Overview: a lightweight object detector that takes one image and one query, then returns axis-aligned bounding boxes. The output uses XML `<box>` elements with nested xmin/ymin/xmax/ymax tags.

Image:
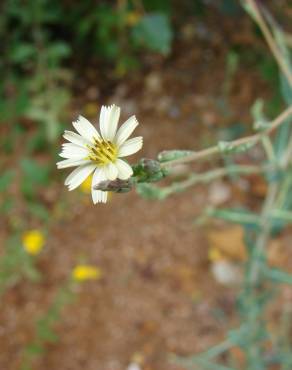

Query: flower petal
<box><xmin>99</xmin><ymin>106</ymin><xmax>110</xmax><ymax>138</ymax></box>
<box><xmin>118</xmin><ymin>136</ymin><xmax>143</xmax><ymax>157</ymax></box>
<box><xmin>115</xmin><ymin>159</ymin><xmax>133</xmax><ymax>180</ymax></box>
<box><xmin>72</xmin><ymin>115</ymin><xmax>100</xmax><ymax>143</ymax></box>
<box><xmin>63</xmin><ymin>130</ymin><xmax>91</xmax><ymax>147</ymax></box>
<box><xmin>114</xmin><ymin>115</ymin><xmax>139</xmax><ymax>146</ymax></box>
<box><xmin>65</xmin><ymin>164</ymin><xmax>96</xmax><ymax>191</ymax></box>
<box><xmin>56</xmin><ymin>158</ymin><xmax>91</xmax><ymax>169</ymax></box>
<box><xmin>59</xmin><ymin>144</ymin><xmax>89</xmax><ymax>159</ymax></box>
<box><xmin>101</xmin><ymin>191</ymin><xmax>108</xmax><ymax>203</ymax></box>
<box><xmin>104</xmin><ymin>162</ymin><xmax>118</xmax><ymax>181</ymax></box>
<box><xmin>91</xmin><ymin>167</ymin><xmax>108</xmax><ymax>204</ymax></box>
<box><xmin>99</xmin><ymin>105</ymin><xmax>120</xmax><ymax>141</ymax></box>
<box><xmin>92</xmin><ymin>189</ymin><xmax>108</xmax><ymax>203</ymax></box>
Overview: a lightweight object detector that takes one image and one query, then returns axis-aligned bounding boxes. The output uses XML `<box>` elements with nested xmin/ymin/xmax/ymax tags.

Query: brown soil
<box><xmin>1</xmin><ymin>7</ymin><xmax>291</xmax><ymax>370</ymax></box>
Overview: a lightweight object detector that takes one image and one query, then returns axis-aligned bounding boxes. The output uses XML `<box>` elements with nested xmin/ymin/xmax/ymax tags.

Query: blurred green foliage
<box><xmin>1</xmin><ymin>0</ymin><xmax>289</xmax><ymax>282</ymax></box>
<box><xmin>1</xmin><ymin>2</ymin><xmax>292</xmax><ymax>369</ymax></box>
<box><xmin>0</xmin><ymin>235</ymin><xmax>41</xmax><ymax>295</ymax></box>
<box><xmin>0</xmin><ymin>0</ymin><xmax>179</xmax><ymax>316</ymax></box>
<box><xmin>21</xmin><ymin>281</ymin><xmax>75</xmax><ymax>370</ymax></box>
<box><xmin>0</xmin><ymin>0</ymin><xmax>175</xmax><ymax>152</ymax></box>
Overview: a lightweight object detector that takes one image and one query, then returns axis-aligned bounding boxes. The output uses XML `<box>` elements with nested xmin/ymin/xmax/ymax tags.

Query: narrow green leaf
<box><xmin>266</xmin><ymin>268</ymin><xmax>292</xmax><ymax>284</ymax></box>
<box><xmin>205</xmin><ymin>207</ymin><xmax>260</xmax><ymax>227</ymax></box>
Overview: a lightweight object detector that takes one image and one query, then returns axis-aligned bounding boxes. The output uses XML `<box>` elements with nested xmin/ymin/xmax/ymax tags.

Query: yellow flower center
<box><xmin>88</xmin><ymin>138</ymin><xmax>118</xmax><ymax>166</ymax></box>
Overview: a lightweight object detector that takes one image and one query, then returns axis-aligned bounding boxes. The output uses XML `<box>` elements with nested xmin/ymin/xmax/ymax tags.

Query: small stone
<box><xmin>211</xmin><ymin>260</ymin><xmax>242</xmax><ymax>285</ymax></box>
<box><xmin>126</xmin><ymin>363</ymin><xmax>141</xmax><ymax>370</ymax></box>
<box><xmin>145</xmin><ymin>72</ymin><xmax>162</xmax><ymax>93</ymax></box>
<box><xmin>208</xmin><ymin>181</ymin><xmax>231</xmax><ymax>205</ymax></box>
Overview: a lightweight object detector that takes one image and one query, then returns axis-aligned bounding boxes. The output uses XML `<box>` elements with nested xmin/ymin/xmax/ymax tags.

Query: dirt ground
<box><xmin>1</xmin><ymin>8</ymin><xmax>292</xmax><ymax>370</ymax></box>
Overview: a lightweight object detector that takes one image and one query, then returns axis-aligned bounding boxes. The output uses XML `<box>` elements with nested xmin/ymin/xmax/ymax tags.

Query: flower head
<box><xmin>22</xmin><ymin>230</ymin><xmax>45</xmax><ymax>255</ymax></box>
<box><xmin>72</xmin><ymin>265</ymin><xmax>102</xmax><ymax>282</ymax></box>
<box><xmin>57</xmin><ymin>105</ymin><xmax>143</xmax><ymax>204</ymax></box>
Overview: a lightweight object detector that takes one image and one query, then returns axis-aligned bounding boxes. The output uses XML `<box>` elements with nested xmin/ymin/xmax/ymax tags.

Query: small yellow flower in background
<box><xmin>80</xmin><ymin>174</ymin><xmax>93</xmax><ymax>194</ymax></box>
<box><xmin>80</xmin><ymin>175</ymin><xmax>113</xmax><ymax>202</ymax></box>
<box><xmin>126</xmin><ymin>11</ymin><xmax>141</xmax><ymax>26</ymax></box>
<box><xmin>208</xmin><ymin>247</ymin><xmax>224</xmax><ymax>262</ymax></box>
<box><xmin>72</xmin><ymin>265</ymin><xmax>103</xmax><ymax>282</ymax></box>
<box><xmin>22</xmin><ymin>230</ymin><xmax>45</xmax><ymax>255</ymax></box>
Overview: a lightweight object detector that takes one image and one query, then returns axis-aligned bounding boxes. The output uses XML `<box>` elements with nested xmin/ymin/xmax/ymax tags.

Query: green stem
<box><xmin>164</xmin><ymin>165</ymin><xmax>268</xmax><ymax>196</ymax></box>
<box><xmin>161</xmin><ymin>106</ymin><xmax>292</xmax><ymax>168</ymax></box>
<box><xmin>249</xmin><ymin>183</ymin><xmax>279</xmax><ymax>285</ymax></box>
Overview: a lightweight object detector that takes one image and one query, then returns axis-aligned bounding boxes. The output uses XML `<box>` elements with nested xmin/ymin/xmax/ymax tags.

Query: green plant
<box><xmin>0</xmin><ymin>235</ymin><xmax>41</xmax><ymax>295</ymax></box>
<box><xmin>20</xmin><ymin>280</ymin><xmax>75</xmax><ymax>370</ymax></box>
<box><xmin>95</xmin><ymin>2</ymin><xmax>292</xmax><ymax>368</ymax></box>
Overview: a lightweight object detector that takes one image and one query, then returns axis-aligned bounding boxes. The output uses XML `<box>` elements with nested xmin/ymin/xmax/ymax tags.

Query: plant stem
<box><xmin>164</xmin><ymin>164</ymin><xmax>266</xmax><ymax>196</ymax></box>
<box><xmin>244</xmin><ymin>0</ymin><xmax>292</xmax><ymax>88</ymax></box>
<box><xmin>261</xmin><ymin>136</ymin><xmax>276</xmax><ymax>162</ymax></box>
<box><xmin>281</xmin><ymin>134</ymin><xmax>292</xmax><ymax>167</ymax></box>
<box><xmin>241</xmin><ymin>182</ymin><xmax>279</xmax><ymax>369</ymax></box>
<box><xmin>161</xmin><ymin>106</ymin><xmax>292</xmax><ymax>168</ymax></box>
<box><xmin>249</xmin><ymin>183</ymin><xmax>279</xmax><ymax>285</ymax></box>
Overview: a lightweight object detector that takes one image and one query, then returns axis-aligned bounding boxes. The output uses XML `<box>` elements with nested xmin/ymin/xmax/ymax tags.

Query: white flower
<box><xmin>57</xmin><ymin>104</ymin><xmax>143</xmax><ymax>204</ymax></box>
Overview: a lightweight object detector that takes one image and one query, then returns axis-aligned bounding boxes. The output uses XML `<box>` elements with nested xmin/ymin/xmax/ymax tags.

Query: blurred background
<box><xmin>1</xmin><ymin>0</ymin><xmax>292</xmax><ymax>369</ymax></box>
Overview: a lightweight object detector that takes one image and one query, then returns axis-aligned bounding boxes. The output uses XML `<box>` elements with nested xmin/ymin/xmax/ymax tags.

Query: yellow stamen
<box><xmin>88</xmin><ymin>138</ymin><xmax>118</xmax><ymax>166</ymax></box>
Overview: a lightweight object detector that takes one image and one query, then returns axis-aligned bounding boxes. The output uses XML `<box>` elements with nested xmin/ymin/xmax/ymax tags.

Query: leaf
<box><xmin>271</xmin><ymin>25</ymin><xmax>292</xmax><ymax>158</ymax></box>
<box><xmin>205</xmin><ymin>207</ymin><xmax>260</xmax><ymax>227</ymax></box>
<box><xmin>37</xmin><ymin>319</ymin><xmax>58</xmax><ymax>342</ymax></box>
<box><xmin>280</xmin><ymin>72</ymin><xmax>292</xmax><ymax>105</ymax></box>
<box><xmin>0</xmin><ymin>170</ymin><xmax>15</xmax><ymax>192</ymax></box>
<box><xmin>25</xmin><ymin>343</ymin><xmax>45</xmax><ymax>356</ymax></box>
<box><xmin>27</xmin><ymin>202</ymin><xmax>49</xmax><ymax>221</ymax></box>
<box><xmin>21</xmin><ymin>158</ymin><xmax>50</xmax><ymax>186</ymax></box>
<box><xmin>23</xmin><ymin>257</ymin><xmax>42</xmax><ymax>282</ymax></box>
<box><xmin>219</xmin><ymin>0</ymin><xmax>242</xmax><ymax>16</ymax></box>
<box><xmin>157</xmin><ymin>150</ymin><xmax>194</xmax><ymax>162</ymax></box>
<box><xmin>274</xmin><ymin>28</ymin><xmax>292</xmax><ymax>105</ymax></box>
<box><xmin>9</xmin><ymin>43</ymin><xmax>35</xmax><ymax>63</ymax></box>
<box><xmin>26</xmin><ymin>129</ymin><xmax>48</xmax><ymax>153</ymax></box>
<box><xmin>270</xmin><ymin>209</ymin><xmax>292</xmax><ymax>223</ymax></box>
<box><xmin>136</xmin><ymin>183</ymin><xmax>169</xmax><ymax>200</ymax></box>
<box><xmin>132</xmin><ymin>13</ymin><xmax>173</xmax><ymax>55</ymax></box>
<box><xmin>251</xmin><ymin>99</ymin><xmax>270</xmax><ymax>130</ymax></box>
<box><xmin>142</xmin><ymin>0</ymin><xmax>172</xmax><ymax>13</ymax></box>
<box><xmin>47</xmin><ymin>42</ymin><xmax>71</xmax><ymax>61</ymax></box>
<box><xmin>0</xmin><ymin>198</ymin><xmax>14</xmax><ymax>213</ymax></box>
<box><xmin>20</xmin><ymin>158</ymin><xmax>50</xmax><ymax>199</ymax></box>
<box><xmin>266</xmin><ymin>268</ymin><xmax>292</xmax><ymax>284</ymax></box>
